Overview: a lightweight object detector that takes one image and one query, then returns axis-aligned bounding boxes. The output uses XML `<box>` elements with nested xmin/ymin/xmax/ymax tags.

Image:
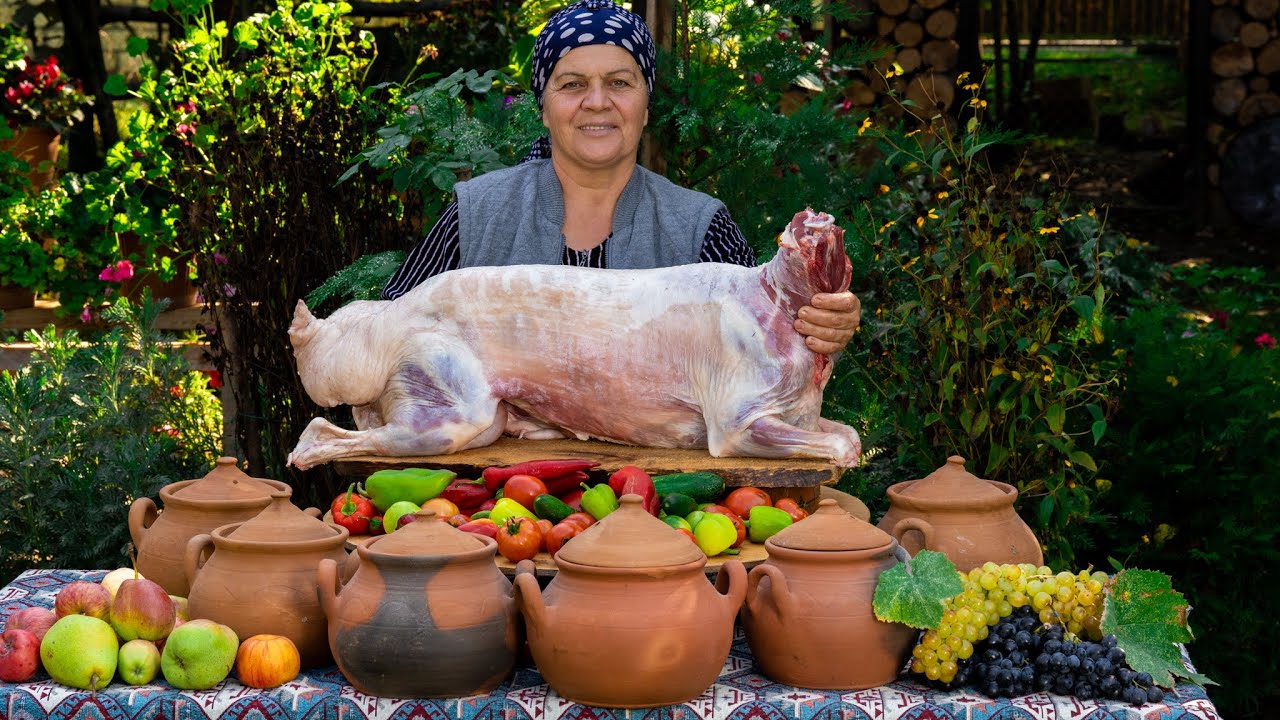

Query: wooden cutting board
<box><xmin>332</xmin><ymin>436</ymin><xmax>840</xmax><ymax>489</ymax></box>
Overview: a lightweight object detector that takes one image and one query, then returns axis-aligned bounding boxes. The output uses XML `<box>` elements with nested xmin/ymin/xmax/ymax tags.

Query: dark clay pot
<box><xmin>317</xmin><ymin>508</ymin><xmax>518</xmax><ymax>698</ymax></box>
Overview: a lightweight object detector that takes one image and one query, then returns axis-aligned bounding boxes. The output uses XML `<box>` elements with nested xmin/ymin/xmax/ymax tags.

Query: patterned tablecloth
<box><xmin>0</xmin><ymin>570</ymin><xmax>1221</xmax><ymax>720</ymax></box>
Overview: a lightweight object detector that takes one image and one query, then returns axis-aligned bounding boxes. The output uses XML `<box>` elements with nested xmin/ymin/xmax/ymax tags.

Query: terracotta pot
<box><xmin>318</xmin><ymin>507</ymin><xmax>519</xmax><ymax>698</ymax></box>
<box><xmin>877</xmin><ymin>455</ymin><xmax>1043</xmax><ymax>572</ymax></box>
<box><xmin>1</xmin><ymin>126</ymin><xmax>60</xmax><ymax>191</ymax></box>
<box><xmin>513</xmin><ymin>494</ymin><xmax>746</xmax><ymax>708</ymax></box>
<box><xmin>0</xmin><ymin>284</ymin><xmax>36</xmax><ymax>311</ymax></box>
<box><xmin>128</xmin><ymin>456</ymin><xmax>289</xmax><ymax>597</ymax></box>
<box><xmin>737</xmin><ymin>499</ymin><xmax>919</xmax><ymax>689</ymax></box>
<box><xmin>186</xmin><ymin>491</ymin><xmax>348</xmax><ymax>668</ymax></box>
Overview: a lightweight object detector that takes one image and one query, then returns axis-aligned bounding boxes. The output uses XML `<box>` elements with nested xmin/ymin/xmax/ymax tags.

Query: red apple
<box><xmin>0</xmin><ymin>628</ymin><xmax>40</xmax><ymax>682</ymax></box>
<box><xmin>54</xmin><ymin>581</ymin><xmax>112</xmax><ymax>621</ymax></box>
<box><xmin>110</xmin><ymin>578</ymin><xmax>175</xmax><ymax>642</ymax></box>
<box><xmin>4</xmin><ymin>607</ymin><xmax>57</xmax><ymax>643</ymax></box>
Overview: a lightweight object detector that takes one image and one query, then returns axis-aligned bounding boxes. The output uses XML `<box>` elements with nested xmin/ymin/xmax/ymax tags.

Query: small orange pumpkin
<box><xmin>234</xmin><ymin>634</ymin><xmax>300</xmax><ymax>689</ymax></box>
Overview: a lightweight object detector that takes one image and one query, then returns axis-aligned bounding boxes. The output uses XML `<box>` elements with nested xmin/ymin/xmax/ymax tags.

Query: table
<box><xmin>0</xmin><ymin>570</ymin><xmax>1221</xmax><ymax>720</ymax></box>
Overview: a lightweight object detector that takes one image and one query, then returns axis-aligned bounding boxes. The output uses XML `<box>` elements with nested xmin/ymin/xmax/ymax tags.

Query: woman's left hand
<box><xmin>795</xmin><ymin>292</ymin><xmax>861</xmax><ymax>356</ymax></box>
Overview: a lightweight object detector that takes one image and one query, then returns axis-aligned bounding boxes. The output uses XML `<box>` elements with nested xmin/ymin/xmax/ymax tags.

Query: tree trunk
<box><xmin>1212</xmin><ymin>77</ymin><xmax>1248</xmax><ymax>116</ymax></box>
<box><xmin>877</xmin><ymin>0</ymin><xmax>909</xmax><ymax>16</ymax></box>
<box><xmin>1256</xmin><ymin>40</ymin><xmax>1280</xmax><ymax>75</ymax></box>
<box><xmin>53</xmin><ymin>0</ymin><xmax>116</xmax><ymax>172</ymax></box>
<box><xmin>1243</xmin><ymin>0</ymin><xmax>1280</xmax><ymax>20</ymax></box>
<box><xmin>1239</xmin><ymin>22</ymin><xmax>1270</xmax><ymax>49</ymax></box>
<box><xmin>893</xmin><ymin>20</ymin><xmax>924</xmax><ymax>47</ymax></box>
<box><xmin>896</xmin><ymin>46</ymin><xmax>922</xmax><ymax>73</ymax></box>
<box><xmin>1209</xmin><ymin>7</ymin><xmax>1241</xmax><ymax>44</ymax></box>
<box><xmin>906</xmin><ymin>72</ymin><xmax>956</xmax><ymax>117</ymax></box>
<box><xmin>924</xmin><ymin>8</ymin><xmax>956</xmax><ymax>39</ymax></box>
<box><xmin>922</xmin><ymin>39</ymin><xmax>959</xmax><ymax>72</ymax></box>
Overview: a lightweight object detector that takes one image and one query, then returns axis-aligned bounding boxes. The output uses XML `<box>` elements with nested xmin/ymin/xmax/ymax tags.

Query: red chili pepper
<box><xmin>542</xmin><ymin>470</ymin><xmax>591</xmax><ymax>496</ymax></box>
<box><xmin>330</xmin><ymin>484</ymin><xmax>374</xmax><ymax>535</ymax></box>
<box><xmin>482</xmin><ymin>459</ymin><xmax>600</xmax><ymax>491</ymax></box>
<box><xmin>440</xmin><ymin>478</ymin><xmax>495</xmax><ymax>511</ymax></box>
<box><xmin>608</xmin><ymin>465</ymin><xmax>650</xmax><ymax>496</ymax></box>
<box><xmin>476</xmin><ymin>497</ymin><xmax>498</xmax><ymax>513</ymax></box>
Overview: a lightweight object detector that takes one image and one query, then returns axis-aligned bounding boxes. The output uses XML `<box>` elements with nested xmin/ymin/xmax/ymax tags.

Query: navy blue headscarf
<box><xmin>530</xmin><ymin>0</ymin><xmax>657</xmax><ymax>108</ymax></box>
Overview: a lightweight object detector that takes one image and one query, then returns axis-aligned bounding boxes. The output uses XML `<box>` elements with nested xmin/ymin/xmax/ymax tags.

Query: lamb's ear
<box><xmin>289</xmin><ymin>300</ymin><xmax>320</xmax><ymax>348</ymax></box>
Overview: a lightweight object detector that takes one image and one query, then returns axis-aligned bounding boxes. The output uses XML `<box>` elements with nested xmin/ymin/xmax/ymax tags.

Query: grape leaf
<box><xmin>1101</xmin><ymin>569</ymin><xmax>1215</xmax><ymax>688</ymax></box>
<box><xmin>873</xmin><ymin>550</ymin><xmax>964</xmax><ymax>629</ymax></box>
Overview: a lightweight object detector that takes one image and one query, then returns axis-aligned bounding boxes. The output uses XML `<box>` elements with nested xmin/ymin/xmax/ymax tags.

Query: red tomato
<box><xmin>722</xmin><ymin>487</ymin><xmax>772</xmax><ymax>519</ymax></box>
<box><xmin>703</xmin><ymin>504</ymin><xmax>747</xmax><ymax>548</ymax></box>
<box><xmin>545</xmin><ymin>522</ymin><xmax>581</xmax><ymax>557</ymax></box>
<box><xmin>534</xmin><ymin>519</ymin><xmax>554</xmax><ymax>552</ymax></box>
<box><xmin>561</xmin><ymin>512</ymin><xmax>596</xmax><ymax>531</ymax></box>
<box><xmin>495</xmin><ymin>516</ymin><xmax>543</xmax><ymax>562</ymax></box>
<box><xmin>774</xmin><ymin>498</ymin><xmax>810</xmax><ymax>523</ymax></box>
<box><xmin>503</xmin><ymin>474</ymin><xmax>548</xmax><ymax>511</ymax></box>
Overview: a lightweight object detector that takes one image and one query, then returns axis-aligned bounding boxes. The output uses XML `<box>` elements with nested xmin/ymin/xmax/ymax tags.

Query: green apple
<box><xmin>161</xmin><ymin>619</ymin><xmax>238</xmax><ymax>690</ymax></box>
<box><xmin>382</xmin><ymin>500</ymin><xmax>420</xmax><ymax>533</ymax></box>
<box><xmin>117</xmin><ymin>639</ymin><xmax>161</xmax><ymax>685</ymax></box>
<box><xmin>40</xmin><ymin>615</ymin><xmax>119</xmax><ymax>691</ymax></box>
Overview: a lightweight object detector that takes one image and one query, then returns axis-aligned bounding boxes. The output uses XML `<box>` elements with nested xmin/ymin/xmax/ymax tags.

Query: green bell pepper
<box><xmin>692</xmin><ymin>513</ymin><xmax>737</xmax><ymax>556</ymax></box>
<box><xmin>580</xmin><ymin>482</ymin><xmax>619</xmax><ymax>520</ymax></box>
<box><xmin>359</xmin><ymin>468</ymin><xmax>456</xmax><ymax>512</ymax></box>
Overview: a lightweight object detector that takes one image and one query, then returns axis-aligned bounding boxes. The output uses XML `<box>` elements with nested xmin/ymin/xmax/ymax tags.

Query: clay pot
<box><xmin>878</xmin><ymin>456</ymin><xmax>1043</xmax><ymax>572</ymax></box>
<box><xmin>128</xmin><ymin>456</ymin><xmax>289</xmax><ymax>596</ymax></box>
<box><xmin>513</xmin><ymin>494</ymin><xmax>746</xmax><ymax>708</ymax></box>
<box><xmin>738</xmin><ymin>499</ymin><xmax>920</xmax><ymax>689</ymax></box>
<box><xmin>1</xmin><ymin>126</ymin><xmax>60</xmax><ymax>191</ymax></box>
<box><xmin>185</xmin><ymin>491</ymin><xmax>348</xmax><ymax>668</ymax></box>
<box><xmin>317</xmin><ymin>507</ymin><xmax>519</xmax><ymax>698</ymax></box>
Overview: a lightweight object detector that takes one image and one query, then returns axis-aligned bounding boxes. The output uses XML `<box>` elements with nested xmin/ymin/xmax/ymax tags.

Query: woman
<box><xmin>382</xmin><ymin>0</ymin><xmax>859</xmax><ymax>355</ymax></box>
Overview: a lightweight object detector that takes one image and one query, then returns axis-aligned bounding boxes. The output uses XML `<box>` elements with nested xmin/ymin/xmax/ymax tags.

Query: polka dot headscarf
<box><xmin>531</xmin><ymin>0</ymin><xmax>657</xmax><ymax>108</ymax></box>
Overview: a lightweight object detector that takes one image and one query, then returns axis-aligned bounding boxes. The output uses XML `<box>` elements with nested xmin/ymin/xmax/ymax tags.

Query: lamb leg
<box><xmin>715</xmin><ymin>415</ymin><xmax>862</xmax><ymax>468</ymax></box>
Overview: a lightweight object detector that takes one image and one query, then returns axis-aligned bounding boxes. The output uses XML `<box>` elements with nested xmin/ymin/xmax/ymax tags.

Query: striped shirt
<box><xmin>381</xmin><ymin>202</ymin><xmax>758</xmax><ymax>300</ymax></box>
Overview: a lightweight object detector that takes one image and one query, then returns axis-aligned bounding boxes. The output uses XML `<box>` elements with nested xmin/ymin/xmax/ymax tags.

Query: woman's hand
<box><xmin>795</xmin><ymin>292</ymin><xmax>861</xmax><ymax>356</ymax></box>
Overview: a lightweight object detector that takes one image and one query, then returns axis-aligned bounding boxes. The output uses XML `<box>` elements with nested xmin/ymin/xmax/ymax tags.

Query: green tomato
<box><xmin>663</xmin><ymin>515</ymin><xmax>693</xmax><ymax>532</ymax></box>
<box><xmin>692</xmin><ymin>513</ymin><xmax>737</xmax><ymax>557</ymax></box>
<box><xmin>684</xmin><ymin>510</ymin><xmax>707</xmax><ymax>530</ymax></box>
<box><xmin>747</xmin><ymin>505</ymin><xmax>794</xmax><ymax>543</ymax></box>
<box><xmin>383</xmin><ymin>500</ymin><xmax>421</xmax><ymax>533</ymax></box>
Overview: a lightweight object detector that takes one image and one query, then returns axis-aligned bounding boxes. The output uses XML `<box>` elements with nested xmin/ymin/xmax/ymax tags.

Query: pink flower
<box><xmin>97</xmin><ymin>259</ymin><xmax>135</xmax><ymax>282</ymax></box>
<box><xmin>1256</xmin><ymin>333</ymin><xmax>1277</xmax><ymax>350</ymax></box>
<box><xmin>176</xmin><ymin>100</ymin><xmax>196</xmax><ymax>114</ymax></box>
<box><xmin>212</xmin><ymin>250</ymin><xmax>229</xmax><ymax>265</ymax></box>
<box><xmin>750</xmin><ymin>73</ymin><xmax>763</xmax><ymax>85</ymax></box>
<box><xmin>175</xmin><ymin>123</ymin><xmax>194</xmax><ymax>136</ymax></box>
<box><xmin>80</xmin><ymin>305</ymin><xmax>92</xmax><ymax>323</ymax></box>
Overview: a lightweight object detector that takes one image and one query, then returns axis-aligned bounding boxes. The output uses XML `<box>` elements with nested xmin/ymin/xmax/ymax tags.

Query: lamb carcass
<box><xmin>287</xmin><ymin>208</ymin><xmax>860</xmax><ymax>470</ymax></box>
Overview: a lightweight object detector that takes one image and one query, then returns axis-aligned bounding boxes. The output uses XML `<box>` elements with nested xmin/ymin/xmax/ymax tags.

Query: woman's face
<box><xmin>542</xmin><ymin>44</ymin><xmax>649</xmax><ymax>174</ymax></box>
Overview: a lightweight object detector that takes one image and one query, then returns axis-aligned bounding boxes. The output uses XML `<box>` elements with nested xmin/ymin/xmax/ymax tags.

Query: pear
<box><xmin>161</xmin><ymin>619</ymin><xmax>238</xmax><ymax>690</ymax></box>
<box><xmin>40</xmin><ymin>615</ymin><xmax>119</xmax><ymax>691</ymax></box>
<box><xmin>110</xmin><ymin>578</ymin><xmax>175</xmax><ymax>642</ymax></box>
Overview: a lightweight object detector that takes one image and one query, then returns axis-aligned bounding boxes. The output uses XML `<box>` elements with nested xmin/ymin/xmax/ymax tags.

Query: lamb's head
<box><xmin>289</xmin><ymin>299</ymin><xmax>392</xmax><ymax>408</ymax></box>
<box><xmin>767</xmin><ymin>208</ymin><xmax>853</xmax><ymax>305</ymax></box>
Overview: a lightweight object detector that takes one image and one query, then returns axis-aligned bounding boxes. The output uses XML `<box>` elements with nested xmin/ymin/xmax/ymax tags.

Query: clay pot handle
<box><xmin>184</xmin><ymin>534</ymin><xmax>214</xmax><ymax>587</ymax></box>
<box><xmin>317</xmin><ymin>558</ymin><xmax>340</xmax><ymax>621</ymax></box>
<box><xmin>713</xmin><ymin>559</ymin><xmax>747</xmax><ymax>617</ymax></box>
<box><xmin>303</xmin><ymin>506</ymin><xmax>322</xmax><ymax>519</ymax></box>
<box><xmin>128</xmin><ymin>497</ymin><xmax>158</xmax><ymax>549</ymax></box>
<box><xmin>745</xmin><ymin>563</ymin><xmax>793</xmax><ymax>620</ymax></box>
<box><xmin>891</xmin><ymin>517</ymin><xmax>936</xmax><ymax>555</ymax></box>
<box><xmin>511</xmin><ymin>560</ymin><xmax>547</xmax><ymax>630</ymax></box>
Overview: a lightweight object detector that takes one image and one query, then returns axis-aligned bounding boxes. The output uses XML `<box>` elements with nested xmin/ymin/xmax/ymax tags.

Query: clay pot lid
<box><xmin>367</xmin><ymin>508</ymin><xmax>487</xmax><ymax>556</ymax></box>
<box><xmin>899</xmin><ymin>456</ymin><xmax>1006</xmax><ymax>501</ymax></box>
<box><xmin>224</xmin><ymin>491</ymin><xmax>340</xmax><ymax>542</ymax></box>
<box><xmin>556</xmin><ymin>494</ymin><xmax>704</xmax><ymax>568</ymax></box>
<box><xmin>768</xmin><ymin>499</ymin><xmax>892</xmax><ymax>551</ymax></box>
<box><xmin>171</xmin><ymin>456</ymin><xmax>281</xmax><ymax>501</ymax></box>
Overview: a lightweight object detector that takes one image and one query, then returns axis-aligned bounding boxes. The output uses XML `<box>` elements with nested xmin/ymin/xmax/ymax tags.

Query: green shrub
<box><xmin>0</xmin><ymin>295</ymin><xmax>222</xmax><ymax>587</ymax></box>
<box><xmin>1082</xmin><ymin>280</ymin><xmax>1280</xmax><ymax>718</ymax></box>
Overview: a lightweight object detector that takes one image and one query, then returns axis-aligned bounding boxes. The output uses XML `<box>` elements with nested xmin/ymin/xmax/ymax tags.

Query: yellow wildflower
<box><xmin>968</xmin><ymin>97</ymin><xmax>987</xmax><ymax>108</ymax></box>
<box><xmin>956</xmin><ymin>71</ymin><xmax>970</xmax><ymax>84</ymax></box>
<box><xmin>916</xmin><ymin>216</ymin><xmax>925</xmax><ymax>228</ymax></box>
<box><xmin>927</xmin><ymin>208</ymin><xmax>939</xmax><ymax>220</ymax></box>
<box><xmin>906</xmin><ymin>129</ymin><xmax>922</xmax><ymax>137</ymax></box>
<box><xmin>937</xmin><ymin>191</ymin><xmax>949</xmax><ymax>199</ymax></box>
<box><xmin>1039</xmin><ymin>227</ymin><xmax>1060</xmax><ymax>235</ymax></box>
<box><xmin>1088</xmin><ymin>208</ymin><xmax>1096</xmax><ymax>218</ymax></box>
<box><xmin>964</xmin><ymin>83</ymin><xmax>980</xmax><ymax>92</ymax></box>
<box><xmin>879</xmin><ymin>220</ymin><xmax>896</xmax><ymax>233</ymax></box>
<box><xmin>53</xmin><ymin>257</ymin><xmax>66</xmax><ymax>272</ymax></box>
<box><xmin>879</xmin><ymin>184</ymin><xmax>890</xmax><ymax>194</ymax></box>
<box><xmin>1166</xmin><ymin>375</ymin><xmax>1179</xmax><ymax>387</ymax></box>
<box><xmin>858</xmin><ymin>117</ymin><xmax>872</xmax><ymax>135</ymax></box>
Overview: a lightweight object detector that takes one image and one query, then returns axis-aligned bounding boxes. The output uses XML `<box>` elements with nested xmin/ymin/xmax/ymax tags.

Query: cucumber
<box><xmin>660</xmin><ymin>492</ymin><xmax>699</xmax><ymax>518</ymax></box>
<box><xmin>652</xmin><ymin>472</ymin><xmax>727</xmax><ymax>505</ymax></box>
<box><xmin>533</xmin><ymin>494</ymin><xmax>575</xmax><ymax>524</ymax></box>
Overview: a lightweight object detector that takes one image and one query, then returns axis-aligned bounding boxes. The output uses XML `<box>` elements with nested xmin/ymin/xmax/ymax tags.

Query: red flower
<box><xmin>202</xmin><ymin>369</ymin><xmax>223</xmax><ymax>389</ymax></box>
<box><xmin>1255</xmin><ymin>333</ymin><xmax>1277</xmax><ymax>350</ymax></box>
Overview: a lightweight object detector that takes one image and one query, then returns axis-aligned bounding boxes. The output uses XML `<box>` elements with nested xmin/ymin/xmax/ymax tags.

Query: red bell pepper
<box><xmin>330</xmin><ymin>484</ymin><xmax>374</xmax><ymax>535</ymax></box>
<box><xmin>607</xmin><ymin>465</ymin><xmax>651</xmax><ymax>496</ymax></box>
<box><xmin>556</xmin><ymin>488</ymin><xmax>585</xmax><ymax>512</ymax></box>
<box><xmin>440</xmin><ymin>478</ymin><xmax>495</xmax><ymax>512</ymax></box>
<box><xmin>618</xmin><ymin>471</ymin><xmax>659</xmax><ymax>517</ymax></box>
<box><xmin>482</xmin><ymin>459</ymin><xmax>600</xmax><ymax>491</ymax></box>
<box><xmin>542</xmin><ymin>470</ymin><xmax>591</xmax><ymax>496</ymax></box>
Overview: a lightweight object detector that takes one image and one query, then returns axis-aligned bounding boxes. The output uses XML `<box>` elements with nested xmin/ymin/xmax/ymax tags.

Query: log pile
<box><xmin>1206</xmin><ymin>0</ymin><xmax>1280</xmax><ymax>189</ymax></box>
<box><xmin>842</xmin><ymin>0</ymin><xmax>961</xmax><ymax>118</ymax></box>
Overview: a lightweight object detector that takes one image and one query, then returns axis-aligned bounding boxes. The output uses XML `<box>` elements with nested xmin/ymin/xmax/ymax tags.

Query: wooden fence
<box><xmin>981</xmin><ymin>0</ymin><xmax>1189</xmax><ymax>41</ymax></box>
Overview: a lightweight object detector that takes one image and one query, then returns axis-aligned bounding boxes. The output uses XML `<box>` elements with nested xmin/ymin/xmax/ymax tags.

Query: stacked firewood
<box><xmin>843</xmin><ymin>0</ymin><xmax>961</xmax><ymax>117</ymax></box>
<box><xmin>1207</xmin><ymin>0</ymin><xmax>1280</xmax><ymax>186</ymax></box>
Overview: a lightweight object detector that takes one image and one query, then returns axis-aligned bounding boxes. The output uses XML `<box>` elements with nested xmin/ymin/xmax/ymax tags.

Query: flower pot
<box><xmin>1</xmin><ymin>126</ymin><xmax>60</xmax><ymax>191</ymax></box>
<box><xmin>0</xmin><ymin>284</ymin><xmax>36</xmax><ymax>310</ymax></box>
